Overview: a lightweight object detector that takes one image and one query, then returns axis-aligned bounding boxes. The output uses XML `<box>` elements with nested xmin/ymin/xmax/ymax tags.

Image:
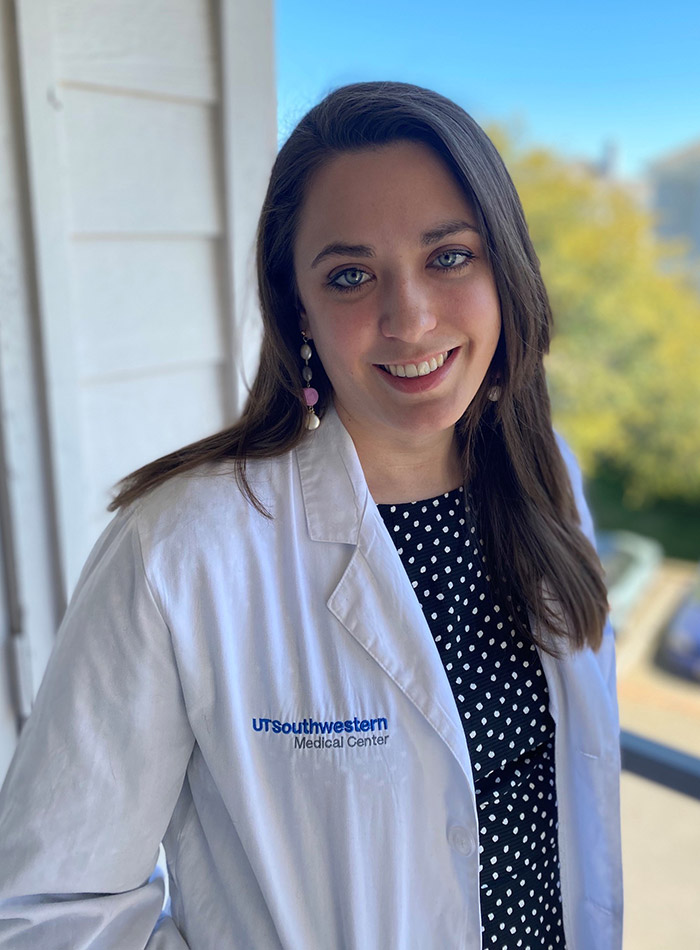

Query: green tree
<box><xmin>500</xmin><ymin>137</ymin><xmax>700</xmax><ymax>503</ymax></box>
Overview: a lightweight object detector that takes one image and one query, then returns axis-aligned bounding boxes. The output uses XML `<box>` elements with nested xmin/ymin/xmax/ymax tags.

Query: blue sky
<box><xmin>276</xmin><ymin>0</ymin><xmax>700</xmax><ymax>178</ymax></box>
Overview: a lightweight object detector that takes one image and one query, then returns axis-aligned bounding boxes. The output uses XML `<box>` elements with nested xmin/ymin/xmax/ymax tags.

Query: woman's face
<box><xmin>293</xmin><ymin>140</ymin><xmax>502</xmax><ymax>451</ymax></box>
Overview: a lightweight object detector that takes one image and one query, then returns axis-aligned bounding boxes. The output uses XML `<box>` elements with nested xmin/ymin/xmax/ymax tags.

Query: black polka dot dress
<box><xmin>378</xmin><ymin>488</ymin><xmax>566</xmax><ymax>949</ymax></box>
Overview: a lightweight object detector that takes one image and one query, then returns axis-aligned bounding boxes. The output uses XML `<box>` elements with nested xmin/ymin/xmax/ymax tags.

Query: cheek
<box><xmin>452</xmin><ymin>282</ymin><xmax>501</xmax><ymax>341</ymax></box>
<box><xmin>303</xmin><ymin>319</ymin><xmax>354</xmax><ymax>386</ymax></box>
<box><xmin>306</xmin><ymin>302</ymin><xmax>376</xmax><ymax>357</ymax></box>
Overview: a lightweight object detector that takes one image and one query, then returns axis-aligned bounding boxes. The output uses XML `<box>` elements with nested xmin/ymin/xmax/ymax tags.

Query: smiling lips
<box><xmin>382</xmin><ymin>350</ymin><xmax>451</xmax><ymax>377</ymax></box>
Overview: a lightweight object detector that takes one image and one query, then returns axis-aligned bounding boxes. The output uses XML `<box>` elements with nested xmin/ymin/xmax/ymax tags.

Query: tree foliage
<box><xmin>499</xmin><ymin>135</ymin><xmax>700</xmax><ymax>503</ymax></box>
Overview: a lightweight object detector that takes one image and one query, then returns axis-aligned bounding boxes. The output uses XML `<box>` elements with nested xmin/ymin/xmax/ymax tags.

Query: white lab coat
<box><xmin>0</xmin><ymin>408</ymin><xmax>623</xmax><ymax>949</ymax></box>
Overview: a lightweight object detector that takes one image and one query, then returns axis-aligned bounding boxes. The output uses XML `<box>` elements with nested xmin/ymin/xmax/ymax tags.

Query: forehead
<box><xmin>295</xmin><ymin>141</ymin><xmax>476</xmax><ymax>255</ymax></box>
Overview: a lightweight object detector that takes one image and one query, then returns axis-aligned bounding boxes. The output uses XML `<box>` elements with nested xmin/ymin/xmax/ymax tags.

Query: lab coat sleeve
<box><xmin>0</xmin><ymin>509</ymin><xmax>195</xmax><ymax>949</ymax></box>
<box><xmin>556</xmin><ymin>434</ymin><xmax>619</xmax><ymax>714</ymax></box>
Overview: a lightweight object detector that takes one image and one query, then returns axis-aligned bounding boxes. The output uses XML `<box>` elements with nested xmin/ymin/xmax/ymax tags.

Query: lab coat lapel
<box><xmin>296</xmin><ymin>408</ymin><xmax>473</xmax><ymax>786</ymax></box>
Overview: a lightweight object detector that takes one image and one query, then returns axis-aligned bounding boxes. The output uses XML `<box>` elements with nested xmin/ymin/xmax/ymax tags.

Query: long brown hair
<box><xmin>110</xmin><ymin>81</ymin><xmax>607</xmax><ymax>654</ymax></box>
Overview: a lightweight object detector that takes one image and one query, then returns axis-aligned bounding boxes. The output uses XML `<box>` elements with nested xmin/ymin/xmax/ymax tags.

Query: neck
<box><xmin>336</xmin><ymin>407</ymin><xmax>462</xmax><ymax>504</ymax></box>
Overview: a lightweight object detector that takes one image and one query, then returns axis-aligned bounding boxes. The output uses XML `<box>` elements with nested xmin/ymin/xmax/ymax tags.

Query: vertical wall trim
<box><xmin>13</xmin><ymin>0</ymin><xmax>88</xmax><ymax>596</ymax></box>
<box><xmin>0</xmin><ymin>403</ymin><xmax>33</xmax><ymax>728</ymax></box>
<box><xmin>217</xmin><ymin>0</ymin><xmax>277</xmax><ymax>417</ymax></box>
<box><xmin>0</xmin><ymin>1</ymin><xmax>68</xmax><ymax>766</ymax></box>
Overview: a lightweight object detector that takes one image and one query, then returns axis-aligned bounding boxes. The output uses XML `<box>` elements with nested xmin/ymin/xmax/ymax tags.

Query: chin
<box><xmin>383</xmin><ymin>403</ymin><xmax>469</xmax><ymax>437</ymax></box>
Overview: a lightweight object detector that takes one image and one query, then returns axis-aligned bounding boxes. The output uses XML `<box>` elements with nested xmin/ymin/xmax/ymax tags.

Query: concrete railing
<box><xmin>621</xmin><ymin>729</ymin><xmax>700</xmax><ymax>800</ymax></box>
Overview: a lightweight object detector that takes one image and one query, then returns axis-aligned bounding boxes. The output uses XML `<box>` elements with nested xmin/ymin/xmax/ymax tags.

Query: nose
<box><xmin>379</xmin><ymin>275</ymin><xmax>438</xmax><ymax>343</ymax></box>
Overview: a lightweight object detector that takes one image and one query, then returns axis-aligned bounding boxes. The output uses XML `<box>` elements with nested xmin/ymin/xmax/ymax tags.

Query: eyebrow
<box><xmin>309</xmin><ymin>219</ymin><xmax>479</xmax><ymax>269</ymax></box>
<box><xmin>311</xmin><ymin>242</ymin><xmax>374</xmax><ymax>269</ymax></box>
<box><xmin>420</xmin><ymin>219</ymin><xmax>479</xmax><ymax>246</ymax></box>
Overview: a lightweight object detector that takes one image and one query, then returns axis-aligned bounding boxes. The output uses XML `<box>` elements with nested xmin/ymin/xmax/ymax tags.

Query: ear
<box><xmin>298</xmin><ymin>305</ymin><xmax>311</xmax><ymax>339</ymax></box>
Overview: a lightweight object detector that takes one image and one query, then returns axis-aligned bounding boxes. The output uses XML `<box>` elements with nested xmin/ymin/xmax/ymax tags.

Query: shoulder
<box><xmin>125</xmin><ymin>453</ymin><xmax>297</xmax><ymax>563</ymax></box>
<box><xmin>553</xmin><ymin>431</ymin><xmax>617</xmax><ymax>670</ymax></box>
<box><xmin>554</xmin><ymin>430</ymin><xmax>583</xmax><ymax>491</ymax></box>
<box><xmin>554</xmin><ymin>430</ymin><xmax>595</xmax><ymax>542</ymax></box>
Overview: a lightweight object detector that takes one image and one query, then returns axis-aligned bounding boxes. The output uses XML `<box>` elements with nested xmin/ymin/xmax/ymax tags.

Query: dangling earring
<box><xmin>487</xmin><ymin>384</ymin><xmax>502</xmax><ymax>402</ymax></box>
<box><xmin>300</xmin><ymin>332</ymin><xmax>320</xmax><ymax>430</ymax></box>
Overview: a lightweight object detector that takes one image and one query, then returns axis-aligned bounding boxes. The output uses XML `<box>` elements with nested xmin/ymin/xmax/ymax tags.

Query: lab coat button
<box><xmin>447</xmin><ymin>825</ymin><xmax>475</xmax><ymax>856</ymax></box>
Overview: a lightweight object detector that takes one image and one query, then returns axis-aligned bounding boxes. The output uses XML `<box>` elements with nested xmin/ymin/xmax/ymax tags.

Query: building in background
<box><xmin>0</xmin><ymin>0</ymin><xmax>276</xmax><ymax>779</ymax></box>
<box><xmin>648</xmin><ymin>141</ymin><xmax>700</xmax><ymax>289</ymax></box>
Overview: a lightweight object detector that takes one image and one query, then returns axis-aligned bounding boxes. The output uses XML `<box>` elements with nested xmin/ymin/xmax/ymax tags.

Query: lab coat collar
<box><xmin>296</xmin><ymin>404</ymin><xmax>370</xmax><ymax>546</ymax></box>
<box><xmin>295</xmin><ymin>405</ymin><xmax>474</xmax><ymax>788</ymax></box>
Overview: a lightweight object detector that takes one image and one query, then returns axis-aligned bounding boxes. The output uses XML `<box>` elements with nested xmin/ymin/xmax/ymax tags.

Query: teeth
<box><xmin>383</xmin><ymin>350</ymin><xmax>450</xmax><ymax>378</ymax></box>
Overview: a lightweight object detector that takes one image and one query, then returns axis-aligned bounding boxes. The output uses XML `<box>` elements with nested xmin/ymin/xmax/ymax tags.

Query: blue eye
<box><xmin>330</xmin><ymin>268</ymin><xmax>372</xmax><ymax>291</ymax></box>
<box><xmin>433</xmin><ymin>250</ymin><xmax>473</xmax><ymax>269</ymax></box>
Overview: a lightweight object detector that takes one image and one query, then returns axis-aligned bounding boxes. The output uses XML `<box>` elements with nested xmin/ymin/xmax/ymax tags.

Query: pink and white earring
<box><xmin>300</xmin><ymin>332</ymin><xmax>320</xmax><ymax>430</ymax></box>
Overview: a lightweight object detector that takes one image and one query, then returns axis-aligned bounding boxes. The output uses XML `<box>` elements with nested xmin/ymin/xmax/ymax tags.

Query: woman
<box><xmin>0</xmin><ymin>82</ymin><xmax>622</xmax><ymax>949</ymax></box>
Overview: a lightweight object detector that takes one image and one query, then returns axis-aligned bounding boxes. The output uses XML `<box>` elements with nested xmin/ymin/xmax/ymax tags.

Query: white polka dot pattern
<box><xmin>378</xmin><ymin>488</ymin><xmax>566</xmax><ymax>949</ymax></box>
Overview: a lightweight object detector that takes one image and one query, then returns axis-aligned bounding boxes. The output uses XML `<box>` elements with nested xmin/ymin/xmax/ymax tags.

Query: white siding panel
<box><xmin>80</xmin><ymin>363</ymin><xmax>227</xmax><ymax>538</ymax></box>
<box><xmin>72</xmin><ymin>238</ymin><xmax>225</xmax><ymax>377</ymax></box>
<box><xmin>10</xmin><ymin>0</ymin><xmax>274</xmax><ymax>597</ymax></box>
<box><xmin>53</xmin><ymin>0</ymin><xmax>216</xmax><ymax>101</ymax></box>
<box><xmin>13</xmin><ymin>0</ymin><xmax>90</xmax><ymax>600</ymax></box>
<box><xmin>62</xmin><ymin>87</ymin><xmax>222</xmax><ymax>234</ymax></box>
